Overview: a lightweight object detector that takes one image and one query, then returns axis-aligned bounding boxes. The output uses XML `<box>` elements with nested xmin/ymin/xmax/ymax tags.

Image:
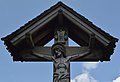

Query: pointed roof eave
<box><xmin>2</xmin><ymin>2</ymin><xmax>118</xmax><ymax>46</ymax></box>
<box><xmin>1</xmin><ymin>2</ymin><xmax>118</xmax><ymax>59</ymax></box>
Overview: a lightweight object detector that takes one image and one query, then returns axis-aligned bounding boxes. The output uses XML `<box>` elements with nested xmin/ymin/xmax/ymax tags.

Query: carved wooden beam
<box><xmin>14</xmin><ymin>46</ymin><xmax>102</xmax><ymax>62</ymax></box>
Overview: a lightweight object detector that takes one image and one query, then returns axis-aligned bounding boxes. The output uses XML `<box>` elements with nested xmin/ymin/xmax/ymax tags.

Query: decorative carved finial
<box><xmin>54</xmin><ymin>28</ymin><xmax>68</xmax><ymax>45</ymax></box>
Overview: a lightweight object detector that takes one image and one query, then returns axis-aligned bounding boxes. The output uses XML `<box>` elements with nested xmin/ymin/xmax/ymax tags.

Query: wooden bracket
<box><xmin>89</xmin><ymin>33</ymin><xmax>95</xmax><ymax>49</ymax></box>
<box><xmin>25</xmin><ymin>33</ymin><xmax>35</xmax><ymax>48</ymax></box>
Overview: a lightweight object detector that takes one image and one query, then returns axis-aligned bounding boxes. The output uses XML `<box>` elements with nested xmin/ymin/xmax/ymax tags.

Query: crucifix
<box><xmin>1</xmin><ymin>2</ymin><xmax>118</xmax><ymax>82</ymax></box>
<box><xmin>30</xmin><ymin>10</ymin><xmax>95</xmax><ymax>82</ymax></box>
<box><xmin>32</xmin><ymin>29</ymin><xmax>93</xmax><ymax>82</ymax></box>
<box><xmin>25</xmin><ymin>10</ymin><xmax>92</xmax><ymax>82</ymax></box>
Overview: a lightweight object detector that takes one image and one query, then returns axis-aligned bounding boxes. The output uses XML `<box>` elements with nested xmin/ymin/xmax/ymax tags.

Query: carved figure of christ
<box><xmin>32</xmin><ymin>43</ymin><xmax>91</xmax><ymax>82</ymax></box>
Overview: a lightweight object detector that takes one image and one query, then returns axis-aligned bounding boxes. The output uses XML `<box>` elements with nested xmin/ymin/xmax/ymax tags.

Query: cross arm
<box><xmin>14</xmin><ymin>47</ymin><xmax>102</xmax><ymax>62</ymax></box>
<box><xmin>32</xmin><ymin>51</ymin><xmax>52</xmax><ymax>61</ymax></box>
<box><xmin>69</xmin><ymin>48</ymin><xmax>91</xmax><ymax>61</ymax></box>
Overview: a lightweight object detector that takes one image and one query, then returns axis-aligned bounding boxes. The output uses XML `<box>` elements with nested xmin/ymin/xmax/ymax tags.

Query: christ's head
<box><xmin>52</xmin><ymin>43</ymin><xmax>66</xmax><ymax>58</ymax></box>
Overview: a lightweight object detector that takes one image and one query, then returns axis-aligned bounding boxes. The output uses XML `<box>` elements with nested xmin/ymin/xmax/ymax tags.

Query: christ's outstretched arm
<box><xmin>68</xmin><ymin>34</ymin><xmax>95</xmax><ymax>61</ymax></box>
<box><xmin>32</xmin><ymin>51</ymin><xmax>52</xmax><ymax>60</ymax></box>
<box><xmin>69</xmin><ymin>49</ymin><xmax>91</xmax><ymax>61</ymax></box>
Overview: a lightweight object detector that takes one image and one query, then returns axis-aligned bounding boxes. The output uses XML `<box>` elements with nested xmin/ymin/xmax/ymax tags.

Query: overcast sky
<box><xmin>0</xmin><ymin>0</ymin><xmax>120</xmax><ymax>82</ymax></box>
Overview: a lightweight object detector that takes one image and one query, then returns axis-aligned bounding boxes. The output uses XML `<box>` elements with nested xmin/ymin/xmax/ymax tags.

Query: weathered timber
<box><xmin>14</xmin><ymin>46</ymin><xmax>102</xmax><ymax>62</ymax></box>
<box><xmin>1</xmin><ymin>2</ymin><xmax>118</xmax><ymax>82</ymax></box>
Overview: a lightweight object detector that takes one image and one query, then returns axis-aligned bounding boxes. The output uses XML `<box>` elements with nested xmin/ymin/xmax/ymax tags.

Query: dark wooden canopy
<box><xmin>1</xmin><ymin>2</ymin><xmax>118</xmax><ymax>62</ymax></box>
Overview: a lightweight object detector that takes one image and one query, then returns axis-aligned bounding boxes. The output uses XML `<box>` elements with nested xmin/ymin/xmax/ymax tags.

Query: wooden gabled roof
<box><xmin>1</xmin><ymin>2</ymin><xmax>118</xmax><ymax>61</ymax></box>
